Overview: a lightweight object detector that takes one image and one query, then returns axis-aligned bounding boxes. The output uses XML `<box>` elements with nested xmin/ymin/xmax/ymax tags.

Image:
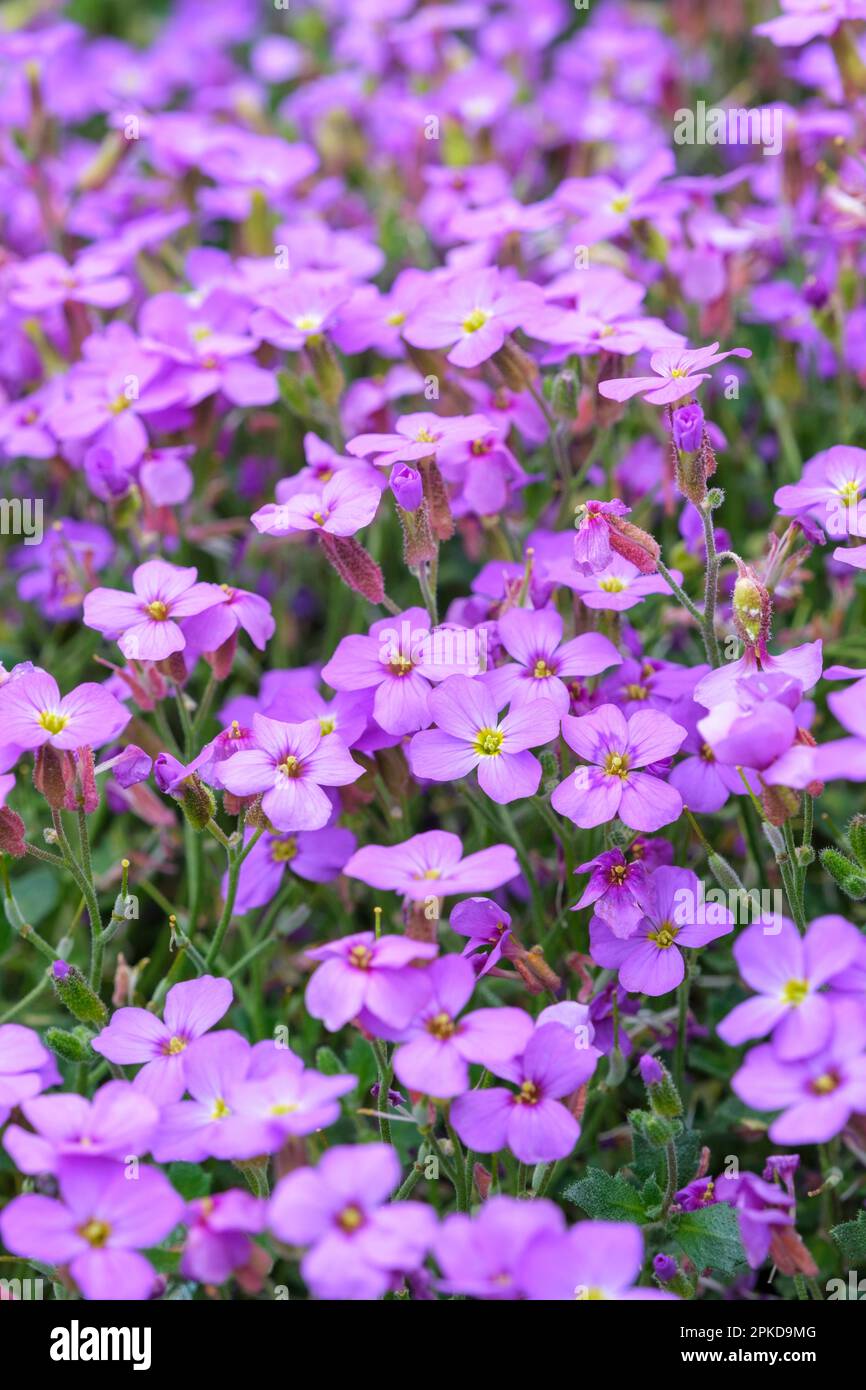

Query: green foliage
<box><xmin>168</xmin><ymin>1162</ymin><xmax>212</xmax><ymax>1202</ymax></box>
<box><xmin>668</xmin><ymin>1203</ymin><xmax>747</xmax><ymax>1278</ymax></box>
<box><xmin>831</xmin><ymin>1212</ymin><xmax>866</xmax><ymax>1265</ymax></box>
<box><xmin>562</xmin><ymin>1167</ymin><xmax>648</xmax><ymax>1223</ymax></box>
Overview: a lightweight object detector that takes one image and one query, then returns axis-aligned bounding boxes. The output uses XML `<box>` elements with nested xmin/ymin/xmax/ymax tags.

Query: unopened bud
<box><xmin>52</xmin><ymin>960</ymin><xmax>108</xmax><ymax>1027</ymax></box>
<box><xmin>820</xmin><ymin>847</ymin><xmax>866</xmax><ymax>900</ymax></box>
<box><xmin>318</xmin><ymin>532</ymin><xmax>386</xmax><ymax>603</ymax></box>
<box><xmin>732</xmin><ymin>568</ymin><xmax>772</xmax><ymax>648</ymax></box>
<box><xmin>492</xmin><ymin>336</ymin><xmax>538</xmax><ymax>391</ymax></box>
<box><xmin>848</xmin><ymin>814</ymin><xmax>866</xmax><ymax>870</ymax></box>
<box><xmin>44</xmin><ymin>1026</ymin><xmax>96</xmax><ymax>1064</ymax></box>
<box><xmin>0</xmin><ymin>806</ymin><xmax>26</xmax><ymax>857</ymax></box>
<box><xmin>761</xmin><ymin>782</ymin><xmax>799</xmax><ymax>826</ymax></box>
<box><xmin>306</xmin><ymin>334</ymin><xmax>344</xmax><ymax>405</ymax></box>
<box><xmin>606</xmin><ymin>516</ymin><xmax>660</xmax><ymax>574</ymax></box>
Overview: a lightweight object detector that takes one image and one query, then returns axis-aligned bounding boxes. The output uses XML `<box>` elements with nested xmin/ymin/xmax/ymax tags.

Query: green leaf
<box><xmin>562</xmin><ymin>1167</ymin><xmax>647</xmax><ymax>1223</ymax></box>
<box><xmin>168</xmin><ymin>1162</ymin><xmax>212</xmax><ymax>1201</ymax></box>
<box><xmin>669</xmin><ymin>1202</ymin><xmax>747</xmax><ymax>1277</ymax></box>
<box><xmin>6</xmin><ymin>867</ymin><xmax>60</xmax><ymax>926</ymax></box>
<box><xmin>831</xmin><ymin>1212</ymin><xmax>866</xmax><ymax>1265</ymax></box>
<box><xmin>640</xmin><ymin>1175</ymin><xmax>664</xmax><ymax>1222</ymax></box>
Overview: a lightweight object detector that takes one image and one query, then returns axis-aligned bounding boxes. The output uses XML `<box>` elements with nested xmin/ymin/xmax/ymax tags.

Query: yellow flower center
<box><xmin>610</xmin><ymin>864</ymin><xmax>628</xmax><ymax>884</ymax></box>
<box><xmin>78</xmin><ymin>1219</ymin><xmax>111</xmax><ymax>1248</ymax></box>
<box><xmin>211</xmin><ymin>1097</ymin><xmax>231</xmax><ymax>1119</ymax></box>
<box><xmin>473</xmin><ymin>727</ymin><xmax>504</xmax><ymax>756</ymax></box>
<box><xmin>271</xmin><ymin>837</ymin><xmax>298</xmax><ymax>863</ymax></box>
<box><xmin>624</xmin><ymin>683</ymin><xmax>648</xmax><ymax>700</ymax></box>
<box><xmin>38</xmin><ymin>710</ymin><xmax>69</xmax><ymax>735</ymax></box>
<box><xmin>575</xmin><ymin>1286</ymin><xmax>607</xmax><ymax>1300</ymax></box>
<box><xmin>609</xmin><ymin>193</ymin><xmax>632</xmax><ymax>214</ymax></box>
<box><xmin>782</xmin><ymin>978</ymin><xmax>809</xmax><ymax>1006</ymax></box>
<box><xmin>669</xmin><ymin>367</ymin><xmax>685</xmax><ymax>378</ymax></box>
<box><xmin>415</xmin><ymin>428</ymin><xmax>436</xmax><ymax>443</ymax></box>
<box><xmin>295</xmin><ymin>314</ymin><xmax>322</xmax><ymax>332</ymax></box>
<box><xmin>278</xmin><ymin>755</ymin><xmax>301</xmax><ymax>778</ymax></box>
<box><xmin>700</xmin><ymin>742</ymin><xmax>715</xmax><ymax>763</ymax></box>
<box><xmin>165</xmin><ymin>1035</ymin><xmax>187</xmax><ymax>1056</ymax></box>
<box><xmin>388</xmin><ymin>654</ymin><xmax>414</xmax><ymax>677</ymax></box>
<box><xmin>269</xmin><ymin>1101</ymin><xmax>300</xmax><ymax>1116</ymax></box>
<box><xmin>650</xmin><ymin>921</ymin><xmax>679</xmax><ymax>949</ymax></box>
<box><xmin>312</xmin><ymin>509</ymin><xmax>328</xmax><ymax>525</ymax></box>
<box><xmin>109</xmin><ymin>393</ymin><xmax>132</xmax><ymax>414</ymax></box>
<box><xmin>319</xmin><ymin>716</ymin><xmax>336</xmax><ymax>735</ymax></box>
<box><xmin>811</xmin><ymin>1071</ymin><xmax>840</xmax><ymax>1095</ymax></box>
<box><xmin>426</xmin><ymin>1011</ymin><xmax>457</xmax><ymax>1040</ymax></box>
<box><xmin>515</xmin><ymin>1080</ymin><xmax>539</xmax><ymax>1106</ymax></box>
<box><xmin>349</xmin><ymin>944</ymin><xmax>374</xmax><ymax>970</ymax></box>
<box><xmin>533</xmin><ymin>659</ymin><xmax>554</xmax><ymax>678</ymax></box>
<box><xmin>337</xmin><ymin>1204</ymin><xmax>365</xmax><ymax>1233</ymax></box>
<box><xmin>604</xmin><ymin>751</ymin><xmax>630</xmax><ymax>779</ymax></box>
<box><xmin>146</xmin><ymin>600</ymin><xmax>168</xmax><ymax>621</ymax></box>
<box><xmin>386</xmin><ymin>310</ymin><xmax>406</xmax><ymax>326</ymax></box>
<box><xmin>839</xmin><ymin>480</ymin><xmax>860</xmax><ymax>507</ymax></box>
<box><xmin>462</xmin><ymin>308</ymin><xmax>490</xmax><ymax>333</ymax></box>
<box><xmin>599</xmin><ymin>577</ymin><xmax>626</xmax><ymax>593</ymax></box>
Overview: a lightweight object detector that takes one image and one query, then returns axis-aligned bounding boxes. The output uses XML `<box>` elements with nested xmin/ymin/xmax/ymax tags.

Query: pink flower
<box><xmin>551</xmin><ymin>704</ymin><xmax>687</xmax><ymax>832</ymax></box>
<box><xmin>217</xmin><ymin>713</ymin><xmax>363</xmax><ymax>831</ymax></box>
<box><xmin>0</xmin><ymin>670</ymin><xmax>129</xmax><ymax>752</ymax></box>
<box><xmin>83</xmin><ymin>559</ymin><xmax>225</xmax><ymax>662</ymax></box>
<box><xmin>251</xmin><ymin>469</ymin><xmax>381</xmax><ymax>538</ymax></box>
<box><xmin>598</xmin><ymin>342</ymin><xmax>751</xmax><ymax>406</ymax></box>
<box><xmin>343</xmin><ymin>829</ymin><xmax>519</xmax><ymax>900</ymax></box>
<box><xmin>402</xmin><ymin>268</ymin><xmax>545</xmax><ymax>368</ymax></box>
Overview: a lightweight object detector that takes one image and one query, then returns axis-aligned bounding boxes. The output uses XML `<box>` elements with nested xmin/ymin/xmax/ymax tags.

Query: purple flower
<box><xmin>653</xmin><ymin>1252</ymin><xmax>678</xmax><ymax>1282</ymax></box>
<box><xmin>775</xmin><ymin>445</ymin><xmax>866</xmax><ymax>541</ymax></box>
<box><xmin>151</xmin><ymin>1032</ymin><xmax>355</xmax><ymax>1162</ymax></box>
<box><xmin>434</xmin><ymin>1196</ymin><xmax>565</xmax><ymax>1299</ymax></box>
<box><xmin>390</xmin><ymin>464</ymin><xmax>424</xmax><ymax>512</ymax></box>
<box><xmin>671</xmin><ymin>402</ymin><xmax>705</xmax><ymax>453</ymax></box>
<box><xmin>0</xmin><ymin>1156</ymin><xmax>183</xmax><ymax>1301</ymax></box>
<box><xmin>83</xmin><ymin>559</ymin><xmax>224</xmax><ymax>662</ymax></box>
<box><xmin>106</xmin><ymin>744</ymin><xmax>153</xmax><ymax>788</ymax></box>
<box><xmin>573</xmin><ymin>848</ymin><xmax>649</xmax><ymax>937</ymax></box>
<box><xmin>232</xmin><ymin>826</ymin><xmax>356</xmax><ymax>913</ymax></box>
<box><xmin>0</xmin><ymin>1024</ymin><xmax>57</xmax><ymax>1126</ymax></box>
<box><xmin>0</xmin><ymin>670</ymin><xmax>129</xmax><ymax>753</ymax></box>
<box><xmin>218</xmin><ymin>714</ymin><xmax>363</xmax><ymax>831</ymax></box>
<box><xmin>549</xmin><ymin>553</ymin><xmax>679</xmax><ymax>611</ymax></box>
<box><xmin>589</xmin><ymin>867</ymin><xmax>733</xmax><ymax>996</ymax></box>
<box><xmin>343</xmin><ymin>829</ymin><xmax>519</xmax><ymax>901</ymax></box>
<box><xmin>347</xmin><ymin>413</ymin><xmax>493</xmax><ymax>470</ymax></box>
<box><xmin>713</xmin><ymin>1171</ymin><xmax>794</xmax><ymax>1269</ymax></box>
<box><xmin>251</xmin><ymin>470</ymin><xmax>381</xmax><ymax>538</ymax></box>
<box><xmin>179</xmin><ymin>583</ymin><xmax>275</xmax><ymax>658</ymax></box>
<box><xmin>268</xmin><ymin>1143</ymin><xmax>436</xmax><ymax>1300</ymax></box>
<box><xmin>521</xmin><ymin>1220</ymin><xmax>677</xmax><ymax>1300</ymax></box>
<box><xmin>486</xmin><ymin>606</ymin><xmax>621</xmax><ymax>716</ymax></box>
<box><xmin>573</xmin><ymin>499</ymin><xmax>631</xmax><ymax>572</ymax></box>
<box><xmin>305</xmin><ymin>932</ymin><xmax>438</xmax><ymax>1032</ymax></box>
<box><xmin>718</xmin><ymin>914</ymin><xmax>862</xmax><ymax>1058</ymax></box>
<box><xmin>755</xmin><ymin>1</ymin><xmax>854</xmax><ymax>47</ymax></box>
<box><xmin>91</xmin><ymin>974</ymin><xmax>233</xmax><ymax>1103</ymax></box>
<box><xmin>402</xmin><ymin>268</ymin><xmax>545</xmax><ymax>368</ymax></box>
<box><xmin>392</xmin><ymin>956</ymin><xmax>533</xmax><ymax>1098</ymax></box>
<box><xmin>732</xmin><ymin>998</ymin><xmax>866</xmax><ymax>1143</ymax></box>
<box><xmin>407</xmin><ymin>674</ymin><xmax>560</xmax><ymax>804</ymax></box>
<box><xmin>3</xmin><ymin>1081</ymin><xmax>159</xmax><ymax>1175</ymax></box>
<box><xmin>181</xmin><ymin>1190</ymin><xmax>267</xmax><ymax>1286</ymax></box>
<box><xmin>640</xmin><ymin>1055</ymin><xmax>665</xmax><ymax>1087</ymax></box>
<box><xmin>551</xmin><ymin>704</ymin><xmax>687</xmax><ymax>832</ymax></box>
<box><xmin>598</xmin><ymin>342</ymin><xmax>751</xmax><ymax>406</ymax></box>
<box><xmin>449</xmin><ymin>896</ymin><xmax>513</xmax><ymax>975</ymax></box>
<box><xmin>450</xmin><ymin>1023</ymin><xmax>596</xmax><ymax>1162</ymax></box>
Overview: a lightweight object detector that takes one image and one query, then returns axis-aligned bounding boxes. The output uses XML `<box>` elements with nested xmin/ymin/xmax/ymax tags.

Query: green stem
<box><xmin>204</xmin><ymin>828</ymin><xmax>263</xmax><ymax>968</ymax></box>
<box><xmin>663</xmin><ymin>1138</ymin><xmax>680</xmax><ymax>1215</ymax></box>
<box><xmin>674</xmin><ymin>965</ymin><xmax>692</xmax><ymax>1093</ymax></box>
<box><xmin>697</xmin><ymin>503</ymin><xmax>722</xmax><ymax>667</ymax></box>
<box><xmin>656</xmin><ymin>558</ymin><xmax>704</xmax><ymax>626</ymax></box>
<box><xmin>371</xmin><ymin>1040</ymin><xmax>393</xmax><ymax>1145</ymax></box>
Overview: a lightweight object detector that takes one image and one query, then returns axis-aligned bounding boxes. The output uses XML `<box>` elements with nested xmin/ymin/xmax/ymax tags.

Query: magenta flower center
<box><xmin>78</xmin><ymin>1218</ymin><xmax>111</xmax><ymax>1247</ymax></box>
<box><xmin>603</xmin><ymin>751</ymin><xmax>630</xmax><ymax>779</ymax></box>
<box><xmin>146</xmin><ymin>599</ymin><xmax>169</xmax><ymax>620</ymax></box>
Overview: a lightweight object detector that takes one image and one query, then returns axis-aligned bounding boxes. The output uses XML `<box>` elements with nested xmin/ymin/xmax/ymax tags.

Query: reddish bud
<box><xmin>318</xmin><ymin>532</ymin><xmax>386</xmax><ymax>603</ymax></box>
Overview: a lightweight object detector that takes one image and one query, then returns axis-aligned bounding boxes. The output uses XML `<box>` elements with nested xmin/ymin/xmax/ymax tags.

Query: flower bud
<box><xmin>639</xmin><ymin>1054</ymin><xmax>664</xmax><ymax>1086</ymax></box>
<box><xmin>33</xmin><ymin>745</ymin><xmax>75</xmax><ymax>809</ymax></box>
<box><xmin>643</xmin><ymin>1058</ymin><xmax>683</xmax><ymax>1117</ymax></box>
<box><xmin>820</xmin><ymin>847</ymin><xmax>866</xmax><ymax>900</ymax></box>
<box><xmin>848</xmin><ymin>814</ymin><xmax>866</xmax><ymax>870</ymax></box>
<box><xmin>317</xmin><ymin>532</ymin><xmax>386</xmax><ymax>603</ymax></box>
<box><xmin>44</xmin><ymin>1026</ymin><xmax>96</xmax><ymax>1064</ymax></box>
<box><xmin>492</xmin><ymin>336</ymin><xmax>538</xmax><ymax>391</ymax></box>
<box><xmin>418</xmin><ymin>458</ymin><xmax>454</xmax><ymax>541</ymax></box>
<box><xmin>306</xmin><ymin>334</ymin><xmax>345</xmax><ymax>406</ymax></box>
<box><xmin>390</xmin><ymin>464</ymin><xmax>424</xmax><ymax>513</ymax></box>
<box><xmin>113</xmin><ymin>744</ymin><xmax>153</xmax><ymax>789</ymax></box>
<box><xmin>761</xmin><ymin>782</ymin><xmax>799</xmax><ymax>826</ymax></box>
<box><xmin>607</xmin><ymin>516</ymin><xmax>660</xmax><ymax>574</ymax></box>
<box><xmin>732</xmin><ymin>568</ymin><xmax>772</xmax><ymax>649</ymax></box>
<box><xmin>52</xmin><ymin>960</ymin><xmax>108</xmax><ymax>1027</ymax></box>
<box><xmin>0</xmin><ymin>806</ymin><xmax>26</xmax><ymax>857</ymax></box>
<box><xmin>653</xmin><ymin>1252</ymin><xmax>678</xmax><ymax>1283</ymax></box>
<box><xmin>671</xmin><ymin>403</ymin><xmax>704</xmax><ymax>454</ymax></box>
<box><xmin>551</xmin><ymin>368</ymin><xmax>579</xmax><ymax>420</ymax></box>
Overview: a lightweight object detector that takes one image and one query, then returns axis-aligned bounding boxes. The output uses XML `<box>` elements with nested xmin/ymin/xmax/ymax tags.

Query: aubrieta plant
<box><xmin>2</xmin><ymin>0</ymin><xmax>866</xmax><ymax>1306</ymax></box>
